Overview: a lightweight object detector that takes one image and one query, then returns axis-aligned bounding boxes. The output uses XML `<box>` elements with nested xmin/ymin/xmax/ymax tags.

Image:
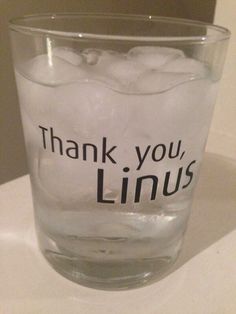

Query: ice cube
<box><xmin>158</xmin><ymin>78</ymin><xmax>215</xmax><ymax>140</ymax></box>
<box><xmin>132</xmin><ymin>70</ymin><xmax>194</xmax><ymax>93</ymax></box>
<box><xmin>75</xmin><ymin>49</ymin><xmax>124</xmax><ymax>90</ymax></box>
<box><xmin>20</xmin><ymin>105</ymin><xmax>41</xmax><ymax>148</ymax></box>
<box><xmin>162</xmin><ymin>57</ymin><xmax>208</xmax><ymax>78</ymax></box>
<box><xmin>52</xmin><ymin>47</ymin><xmax>83</xmax><ymax>66</ymax></box>
<box><xmin>82</xmin><ymin>48</ymin><xmax>103</xmax><ymax>65</ymax></box>
<box><xmin>128</xmin><ymin>46</ymin><xmax>184</xmax><ymax>69</ymax></box>
<box><xmin>54</xmin><ymin>80</ymin><xmax>131</xmax><ymax>139</ymax></box>
<box><xmin>38</xmin><ymin>150</ymin><xmax>98</xmax><ymax>204</ymax></box>
<box><xmin>84</xmin><ymin>49</ymin><xmax>147</xmax><ymax>89</ymax></box>
<box><xmin>85</xmin><ymin>49</ymin><xmax>122</xmax><ymax>75</ymax></box>
<box><xmin>15</xmin><ymin>71</ymin><xmax>56</xmax><ymax>126</ymax></box>
<box><xmin>104</xmin><ymin>59</ymin><xmax>147</xmax><ymax>87</ymax></box>
<box><xmin>25</xmin><ymin>54</ymin><xmax>86</xmax><ymax>85</ymax></box>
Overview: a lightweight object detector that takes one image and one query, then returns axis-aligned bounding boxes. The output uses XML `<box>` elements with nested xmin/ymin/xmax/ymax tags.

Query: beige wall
<box><xmin>0</xmin><ymin>0</ymin><xmax>216</xmax><ymax>184</ymax></box>
<box><xmin>207</xmin><ymin>0</ymin><xmax>236</xmax><ymax>159</ymax></box>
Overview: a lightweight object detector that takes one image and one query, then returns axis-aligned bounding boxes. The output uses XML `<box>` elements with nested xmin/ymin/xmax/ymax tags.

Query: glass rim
<box><xmin>9</xmin><ymin>13</ymin><xmax>231</xmax><ymax>43</ymax></box>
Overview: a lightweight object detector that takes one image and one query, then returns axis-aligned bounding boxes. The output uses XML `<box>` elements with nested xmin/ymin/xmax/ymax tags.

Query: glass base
<box><xmin>42</xmin><ymin>248</ymin><xmax>176</xmax><ymax>290</ymax></box>
<box><xmin>37</xmin><ymin>226</ymin><xmax>181</xmax><ymax>290</ymax></box>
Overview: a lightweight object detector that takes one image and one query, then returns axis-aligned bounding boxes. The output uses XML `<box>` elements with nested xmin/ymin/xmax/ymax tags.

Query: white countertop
<box><xmin>0</xmin><ymin>151</ymin><xmax>236</xmax><ymax>314</ymax></box>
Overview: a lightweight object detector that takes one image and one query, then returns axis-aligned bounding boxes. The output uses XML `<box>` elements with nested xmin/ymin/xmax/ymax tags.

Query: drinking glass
<box><xmin>9</xmin><ymin>14</ymin><xmax>230</xmax><ymax>290</ymax></box>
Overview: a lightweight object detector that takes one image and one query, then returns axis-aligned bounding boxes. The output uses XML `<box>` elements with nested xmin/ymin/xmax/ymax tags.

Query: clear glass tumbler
<box><xmin>9</xmin><ymin>14</ymin><xmax>230</xmax><ymax>290</ymax></box>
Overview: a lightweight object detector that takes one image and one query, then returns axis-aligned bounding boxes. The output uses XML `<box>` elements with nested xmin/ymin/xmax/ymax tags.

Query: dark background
<box><xmin>0</xmin><ymin>0</ymin><xmax>216</xmax><ymax>184</ymax></box>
